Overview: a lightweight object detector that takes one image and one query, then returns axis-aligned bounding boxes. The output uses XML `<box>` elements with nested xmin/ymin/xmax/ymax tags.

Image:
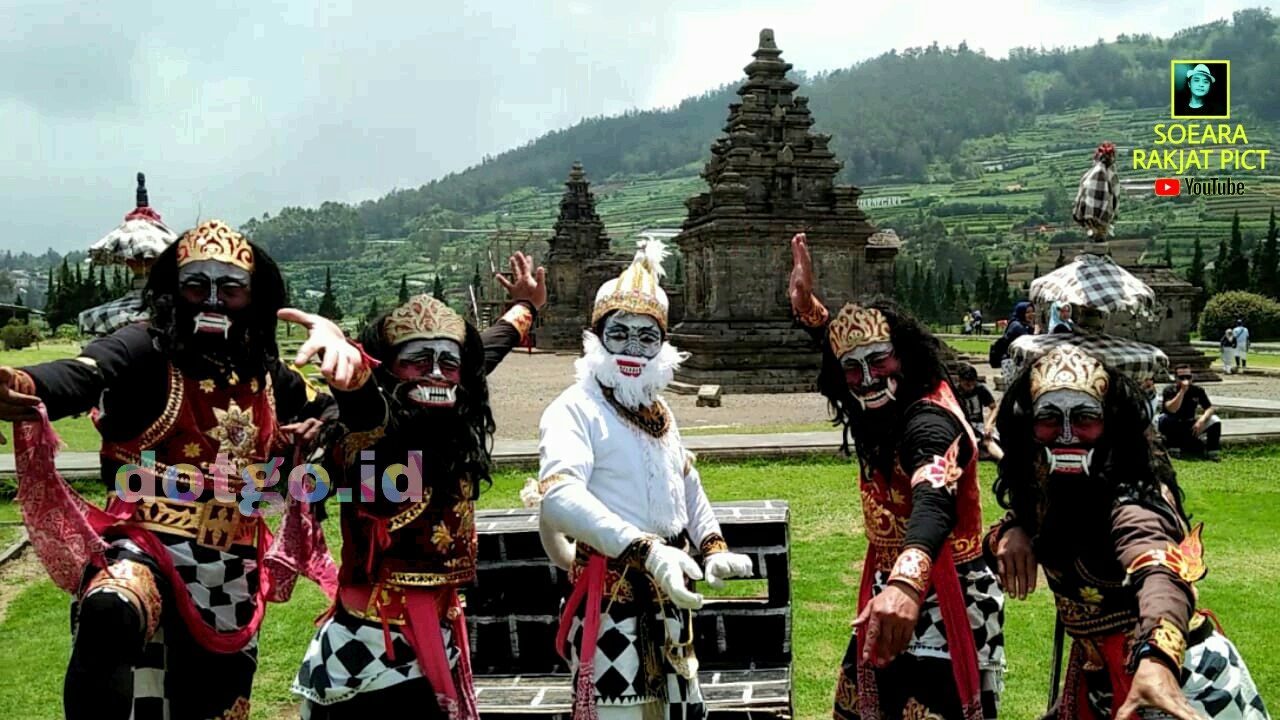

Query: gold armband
<box><xmin>501</xmin><ymin>303</ymin><xmax>535</xmax><ymax>340</ymax></box>
<box><xmin>888</xmin><ymin>547</ymin><xmax>932</xmax><ymax>597</ymax></box>
<box><xmin>699</xmin><ymin>533</ymin><xmax>729</xmax><ymax>556</ymax></box>
<box><xmin>795</xmin><ymin>296</ymin><xmax>829</xmax><ymax>328</ymax></box>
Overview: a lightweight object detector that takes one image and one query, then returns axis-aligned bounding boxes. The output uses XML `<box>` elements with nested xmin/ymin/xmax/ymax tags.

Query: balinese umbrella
<box><xmin>86</xmin><ymin>173</ymin><xmax>177</xmax><ymax>268</ymax></box>
<box><xmin>1029</xmin><ymin>252</ymin><xmax>1157</xmax><ymax>319</ymax></box>
<box><xmin>1009</xmin><ymin>331</ymin><xmax>1169</xmax><ymax>383</ymax></box>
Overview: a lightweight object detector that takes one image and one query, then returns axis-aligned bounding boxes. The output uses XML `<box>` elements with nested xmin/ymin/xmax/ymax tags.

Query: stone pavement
<box><xmin>5</xmin><ymin>409</ymin><xmax>1280</xmax><ymax>480</ymax></box>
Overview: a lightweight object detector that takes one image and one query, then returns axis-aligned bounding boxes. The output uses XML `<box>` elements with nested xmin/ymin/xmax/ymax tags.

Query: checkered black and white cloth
<box><xmin>1076</xmin><ymin>626</ymin><xmax>1269</xmax><ymax>719</ymax></box>
<box><xmin>78</xmin><ymin>290</ymin><xmax>148</xmax><ymax>337</ymax></box>
<box><xmin>1073</xmin><ymin>154</ymin><xmax>1118</xmax><ymax>237</ymax></box>
<box><xmin>89</xmin><ymin>217</ymin><xmax>177</xmax><ymax>265</ymax></box>
<box><xmin>159</xmin><ymin>534</ymin><xmax>259</xmax><ymax>633</ymax></box>
<box><xmin>564</xmin><ymin>599</ymin><xmax>707</xmax><ymax>720</ymax></box>
<box><xmin>293</xmin><ymin>610</ymin><xmax>459</xmax><ymax>711</ymax></box>
<box><xmin>1009</xmin><ymin>332</ymin><xmax>1170</xmax><ymax>383</ymax></box>
<box><xmin>868</xmin><ymin>558</ymin><xmax>1006</xmax><ymax>673</ymax></box>
<box><xmin>1030</xmin><ymin>254</ymin><xmax>1156</xmax><ymax>317</ymax></box>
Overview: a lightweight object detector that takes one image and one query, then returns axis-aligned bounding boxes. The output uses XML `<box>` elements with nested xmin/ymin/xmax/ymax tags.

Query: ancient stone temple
<box><xmin>1100</xmin><ymin>264</ymin><xmax>1215</xmax><ymax>381</ymax></box>
<box><xmin>536</xmin><ymin>162</ymin><xmax>629</xmax><ymax>351</ymax></box>
<box><xmin>670</xmin><ymin>29</ymin><xmax>897</xmax><ymax>392</ymax></box>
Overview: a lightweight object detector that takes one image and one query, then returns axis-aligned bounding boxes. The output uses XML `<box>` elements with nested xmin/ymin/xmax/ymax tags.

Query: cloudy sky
<box><xmin>2</xmin><ymin>0</ymin><xmax>1273</xmax><ymax>254</ymax></box>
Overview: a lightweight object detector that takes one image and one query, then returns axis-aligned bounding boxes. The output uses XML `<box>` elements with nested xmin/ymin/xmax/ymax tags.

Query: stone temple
<box><xmin>536</xmin><ymin>162</ymin><xmax>630</xmax><ymax>351</ymax></box>
<box><xmin>670</xmin><ymin>29</ymin><xmax>898</xmax><ymax>393</ymax></box>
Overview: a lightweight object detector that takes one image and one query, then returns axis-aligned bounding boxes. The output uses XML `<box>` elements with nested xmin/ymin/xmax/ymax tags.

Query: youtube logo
<box><xmin>1154</xmin><ymin>178</ymin><xmax>1181</xmax><ymax>196</ymax></box>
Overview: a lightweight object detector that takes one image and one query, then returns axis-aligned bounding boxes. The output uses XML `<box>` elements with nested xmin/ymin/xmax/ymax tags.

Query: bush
<box><xmin>54</xmin><ymin>324</ymin><xmax>80</xmax><ymax>342</ymax></box>
<box><xmin>0</xmin><ymin>319</ymin><xmax>39</xmax><ymax>350</ymax></box>
<box><xmin>1198</xmin><ymin>291</ymin><xmax>1280</xmax><ymax>340</ymax></box>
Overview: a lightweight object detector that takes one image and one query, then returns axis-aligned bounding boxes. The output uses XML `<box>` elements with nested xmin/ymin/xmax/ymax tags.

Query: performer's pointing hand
<box><xmin>277</xmin><ymin>309</ymin><xmax>365</xmax><ymax>391</ymax></box>
<box><xmin>644</xmin><ymin>542</ymin><xmax>704</xmax><ymax>610</ymax></box>
<box><xmin>1116</xmin><ymin>658</ymin><xmax>1209</xmax><ymax>720</ymax></box>
<box><xmin>853</xmin><ymin>583</ymin><xmax>920</xmax><ymax>668</ymax></box>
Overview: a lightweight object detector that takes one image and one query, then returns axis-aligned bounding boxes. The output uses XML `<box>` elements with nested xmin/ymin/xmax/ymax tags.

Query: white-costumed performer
<box><xmin>522</xmin><ymin>240</ymin><xmax>754</xmax><ymax>720</ymax></box>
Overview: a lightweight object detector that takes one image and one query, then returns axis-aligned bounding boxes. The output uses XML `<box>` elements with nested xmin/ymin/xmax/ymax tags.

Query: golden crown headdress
<box><xmin>592</xmin><ymin>239</ymin><xmax>670</xmax><ymax>330</ymax></box>
<box><xmin>383</xmin><ymin>294</ymin><xmax>467</xmax><ymax>346</ymax></box>
<box><xmin>828</xmin><ymin>303</ymin><xmax>892</xmax><ymax>357</ymax></box>
<box><xmin>1030</xmin><ymin>345</ymin><xmax>1109</xmax><ymax>402</ymax></box>
<box><xmin>175</xmin><ymin>220</ymin><xmax>254</xmax><ymax>272</ymax></box>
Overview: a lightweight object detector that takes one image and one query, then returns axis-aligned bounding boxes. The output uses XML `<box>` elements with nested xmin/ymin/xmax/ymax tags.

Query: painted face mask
<box><xmin>601</xmin><ymin>311</ymin><xmax>663</xmax><ymax>377</ymax></box>
<box><xmin>391</xmin><ymin>338</ymin><xmax>463</xmax><ymax>407</ymax></box>
<box><xmin>174</xmin><ymin>221</ymin><xmax>256</xmax><ymax>343</ymax></box>
<box><xmin>828</xmin><ymin>304</ymin><xmax>900</xmax><ymax>410</ymax></box>
<box><xmin>381</xmin><ymin>295</ymin><xmax>469</xmax><ymax>408</ymax></box>
<box><xmin>1029</xmin><ymin>346</ymin><xmax>1109</xmax><ymax>476</ymax></box>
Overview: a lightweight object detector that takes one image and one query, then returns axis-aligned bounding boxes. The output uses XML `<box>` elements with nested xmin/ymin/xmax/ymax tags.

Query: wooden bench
<box><xmin>465</xmin><ymin>501</ymin><xmax>793</xmax><ymax>719</ymax></box>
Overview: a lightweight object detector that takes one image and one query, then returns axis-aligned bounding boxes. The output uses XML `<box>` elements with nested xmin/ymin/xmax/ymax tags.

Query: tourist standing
<box><xmin>1233</xmin><ymin>319</ymin><xmax>1250</xmax><ymax>372</ymax></box>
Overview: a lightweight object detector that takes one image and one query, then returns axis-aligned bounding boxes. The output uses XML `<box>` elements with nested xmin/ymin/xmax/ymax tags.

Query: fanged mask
<box><xmin>177</xmin><ymin>260</ymin><xmax>252</xmax><ymax>342</ymax></box>
<box><xmin>391</xmin><ymin>338</ymin><xmax>462</xmax><ymax>407</ymax></box>
<box><xmin>1030</xmin><ymin>346</ymin><xmax>1108</xmax><ymax>476</ymax></box>
<box><xmin>840</xmin><ymin>342</ymin><xmax>900</xmax><ymax>410</ymax></box>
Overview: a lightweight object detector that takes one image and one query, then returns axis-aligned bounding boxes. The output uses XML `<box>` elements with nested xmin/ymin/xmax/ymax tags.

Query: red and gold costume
<box><xmin>292</xmin><ymin>294</ymin><xmax>537</xmax><ymax>719</ymax></box>
<box><xmin>796</xmin><ymin>298</ymin><xmax>1005</xmax><ymax>720</ymax></box>
<box><xmin>6</xmin><ymin>219</ymin><xmax>338</xmax><ymax>720</ymax></box>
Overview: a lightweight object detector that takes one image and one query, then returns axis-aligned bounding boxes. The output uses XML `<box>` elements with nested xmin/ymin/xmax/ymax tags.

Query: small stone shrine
<box><xmin>536</xmin><ymin>162</ymin><xmax>629</xmax><ymax>351</ymax></box>
<box><xmin>670</xmin><ymin>29</ymin><xmax>896</xmax><ymax>393</ymax></box>
<box><xmin>1101</xmin><ymin>264</ymin><xmax>1215</xmax><ymax>381</ymax></box>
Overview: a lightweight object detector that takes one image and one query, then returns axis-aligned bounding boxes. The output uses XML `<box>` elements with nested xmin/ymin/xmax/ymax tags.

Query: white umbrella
<box><xmin>86</xmin><ymin>173</ymin><xmax>177</xmax><ymax>266</ymax></box>
<box><xmin>1029</xmin><ymin>253</ymin><xmax>1156</xmax><ymax>318</ymax></box>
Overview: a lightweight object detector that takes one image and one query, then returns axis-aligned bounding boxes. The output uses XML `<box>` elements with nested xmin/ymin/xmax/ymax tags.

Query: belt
<box><xmin>339</xmin><ymin>583</ymin><xmax>464</xmax><ymax>626</ymax></box>
<box><xmin>130</xmin><ymin>496</ymin><xmax>259</xmax><ymax>551</ymax></box>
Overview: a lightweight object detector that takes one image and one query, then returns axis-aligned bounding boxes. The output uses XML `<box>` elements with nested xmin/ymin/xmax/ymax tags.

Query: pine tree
<box><xmin>1213</xmin><ymin>239</ymin><xmax>1228</xmax><ymax>293</ymax></box>
<box><xmin>975</xmin><ymin>262</ymin><xmax>990</xmax><ymax>311</ymax></box>
<box><xmin>1163</xmin><ymin>239</ymin><xmax>1173</xmax><ymax>267</ymax></box>
<box><xmin>1225</xmin><ymin>211</ymin><xmax>1250</xmax><ymax>292</ymax></box>
<box><xmin>943</xmin><ymin>265</ymin><xmax>958</xmax><ymax>319</ymax></box>
<box><xmin>398</xmin><ymin>275</ymin><xmax>409</xmax><ymax>304</ymax></box>
<box><xmin>317</xmin><ymin>267</ymin><xmax>344</xmax><ymax>321</ymax></box>
<box><xmin>1259</xmin><ymin>208</ymin><xmax>1279</xmax><ymax>298</ymax></box>
<box><xmin>432</xmin><ymin>275</ymin><xmax>445</xmax><ymax>301</ymax></box>
<box><xmin>365</xmin><ymin>297</ymin><xmax>381</xmax><ymax>324</ymax></box>
<box><xmin>1032</xmin><ymin>263</ymin><xmax>1040</xmax><ymax>279</ymax></box>
<box><xmin>1055</xmin><ymin>248</ymin><xmax>1067</xmax><ymax>268</ymax></box>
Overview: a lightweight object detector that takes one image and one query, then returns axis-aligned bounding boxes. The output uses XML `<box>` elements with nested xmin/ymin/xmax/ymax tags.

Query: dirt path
<box><xmin>0</xmin><ymin>544</ymin><xmax>44</xmax><ymax>624</ymax></box>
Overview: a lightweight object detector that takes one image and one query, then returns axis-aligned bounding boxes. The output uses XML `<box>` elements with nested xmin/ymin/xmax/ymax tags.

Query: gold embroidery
<box><xmin>889</xmin><ymin>548</ymin><xmax>932</xmax><ymax>596</ymax></box>
<box><xmin>214</xmin><ymin>696</ymin><xmax>251</xmax><ymax>720</ymax></box>
<box><xmin>130</xmin><ymin>496</ymin><xmax>258</xmax><ymax>549</ymax></box>
<box><xmin>431</xmin><ymin>523</ymin><xmax>454</xmax><ymax>552</ymax></box>
<box><xmin>795</xmin><ymin>297</ymin><xmax>829</xmax><ymax>329</ymax></box>
<box><xmin>386</xmin><ymin>497</ymin><xmax>431</xmax><ymax>533</ymax></box>
<box><xmin>828</xmin><ymin>304</ymin><xmax>892</xmax><ymax>357</ymax></box>
<box><xmin>903</xmin><ymin>697</ymin><xmax>945</xmax><ymax>719</ymax></box>
<box><xmin>1029</xmin><ymin>345</ymin><xmax>1108</xmax><ymax>402</ymax></box>
<box><xmin>699</xmin><ymin>533</ymin><xmax>729</xmax><ymax>556</ymax></box>
<box><xmin>206</xmin><ymin>400</ymin><xmax>258</xmax><ymax>464</ymax></box>
<box><xmin>1127</xmin><ymin>523</ymin><xmax>1207</xmax><ymax>584</ymax></box>
<box><xmin>183</xmin><ymin>442</ymin><xmax>202</xmax><ymax>458</ymax></box>
<box><xmin>1079</xmin><ymin>587</ymin><xmax>1103</xmax><ymax>604</ymax></box>
<box><xmin>1149</xmin><ymin>618</ymin><xmax>1187</xmax><ymax>668</ymax></box>
<box><xmin>176</xmin><ymin>220</ymin><xmax>254</xmax><ymax>271</ymax></box>
<box><xmin>833</xmin><ymin>667</ymin><xmax>859</xmax><ymax>713</ymax></box>
<box><xmin>85</xmin><ymin>559</ymin><xmax>163</xmax><ymax>642</ymax></box>
<box><xmin>909</xmin><ymin>437</ymin><xmax>963</xmax><ymax>493</ymax></box>
<box><xmin>500</xmin><ymin>303</ymin><xmax>535</xmax><ymax>339</ymax></box>
<box><xmin>383</xmin><ymin>569</ymin><xmax>476</xmax><ymax>587</ymax></box>
<box><xmin>600</xmin><ymin>384</ymin><xmax>670</xmax><ymax>437</ymax></box>
<box><xmin>136</xmin><ymin>364</ymin><xmax>184</xmax><ymax>448</ymax></box>
<box><xmin>384</xmin><ymin>294</ymin><xmax>466</xmax><ymax>346</ymax></box>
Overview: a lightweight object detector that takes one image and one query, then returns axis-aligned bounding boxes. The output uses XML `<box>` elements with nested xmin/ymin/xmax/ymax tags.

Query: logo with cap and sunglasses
<box><xmin>1170</xmin><ymin>60</ymin><xmax>1229</xmax><ymax>119</ymax></box>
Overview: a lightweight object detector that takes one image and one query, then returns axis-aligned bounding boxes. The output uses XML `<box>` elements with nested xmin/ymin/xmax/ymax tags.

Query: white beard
<box><xmin>575</xmin><ymin>330</ymin><xmax>689</xmax><ymax>412</ymax></box>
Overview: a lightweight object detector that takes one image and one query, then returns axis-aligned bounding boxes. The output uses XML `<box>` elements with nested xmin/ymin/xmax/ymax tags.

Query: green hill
<box><xmin>245</xmin><ymin>8</ymin><xmax>1280</xmax><ymax>311</ymax></box>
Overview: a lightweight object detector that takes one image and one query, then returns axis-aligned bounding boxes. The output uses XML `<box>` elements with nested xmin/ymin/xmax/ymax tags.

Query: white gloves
<box><xmin>704</xmin><ymin>551</ymin><xmax>754</xmax><ymax>588</ymax></box>
<box><xmin>644</xmin><ymin>542</ymin><xmax>705</xmax><ymax>610</ymax></box>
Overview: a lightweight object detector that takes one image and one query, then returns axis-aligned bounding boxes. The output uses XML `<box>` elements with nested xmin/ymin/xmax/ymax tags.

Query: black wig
<box><xmin>814</xmin><ymin>296</ymin><xmax>954</xmax><ymax>476</ymax></box>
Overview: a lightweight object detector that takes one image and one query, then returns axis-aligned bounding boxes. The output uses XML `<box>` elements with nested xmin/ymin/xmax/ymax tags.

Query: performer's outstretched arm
<box><xmin>15</xmin><ymin>324</ymin><xmax>158</xmax><ymax>421</ymax></box>
<box><xmin>480</xmin><ymin>300</ymin><xmax>537</xmax><ymax>374</ymax></box>
<box><xmin>536</xmin><ymin>397</ymin><xmax>649</xmax><ymax>558</ymax></box>
<box><xmin>788</xmin><ymin>232</ymin><xmax>831</xmax><ymax>349</ymax></box>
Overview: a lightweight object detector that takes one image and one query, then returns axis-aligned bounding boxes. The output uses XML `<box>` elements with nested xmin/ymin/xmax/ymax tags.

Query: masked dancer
<box><xmin>525</xmin><ymin>239</ymin><xmax>754</xmax><ymax>720</ymax></box>
<box><xmin>0</xmin><ymin>219</ymin><xmax>354</xmax><ymax>719</ymax></box>
<box><xmin>291</xmin><ymin>253</ymin><xmax>545</xmax><ymax>719</ymax></box>
<box><xmin>787</xmin><ymin>232</ymin><xmax>1005</xmax><ymax>720</ymax></box>
<box><xmin>986</xmin><ymin>345</ymin><xmax>1269</xmax><ymax>719</ymax></box>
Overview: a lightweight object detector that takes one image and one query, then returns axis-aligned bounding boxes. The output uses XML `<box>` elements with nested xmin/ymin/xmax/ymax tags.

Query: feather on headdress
<box><xmin>592</xmin><ymin>238</ymin><xmax>671</xmax><ymax>330</ymax></box>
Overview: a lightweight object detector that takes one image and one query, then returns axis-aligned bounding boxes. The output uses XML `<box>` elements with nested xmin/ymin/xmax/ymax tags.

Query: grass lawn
<box><xmin>0</xmin><ymin>449</ymin><xmax>1277</xmax><ymax>719</ymax></box>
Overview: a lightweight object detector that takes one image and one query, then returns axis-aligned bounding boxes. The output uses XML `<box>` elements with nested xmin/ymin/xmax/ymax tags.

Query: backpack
<box><xmin>988</xmin><ymin>333</ymin><xmax>1012</xmax><ymax>368</ymax></box>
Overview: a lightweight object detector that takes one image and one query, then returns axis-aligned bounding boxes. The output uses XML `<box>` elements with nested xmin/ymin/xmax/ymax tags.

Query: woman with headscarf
<box><xmin>1048</xmin><ymin>302</ymin><xmax>1074</xmax><ymax>334</ymax></box>
<box><xmin>993</xmin><ymin>302</ymin><xmax>1034</xmax><ymax>386</ymax></box>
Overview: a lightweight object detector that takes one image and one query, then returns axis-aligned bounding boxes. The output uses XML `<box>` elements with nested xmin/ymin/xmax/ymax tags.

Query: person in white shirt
<box><xmin>523</xmin><ymin>239</ymin><xmax>753</xmax><ymax>720</ymax></box>
<box><xmin>1233</xmin><ymin>319</ymin><xmax>1250</xmax><ymax>372</ymax></box>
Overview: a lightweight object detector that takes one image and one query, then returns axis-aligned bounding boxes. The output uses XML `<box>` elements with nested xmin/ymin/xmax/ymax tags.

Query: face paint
<box><xmin>840</xmin><ymin>341</ymin><xmax>899</xmax><ymax>410</ymax></box>
<box><xmin>391</xmin><ymin>338</ymin><xmax>463</xmax><ymax>407</ymax></box>
<box><xmin>1032</xmin><ymin>388</ymin><xmax>1104</xmax><ymax>475</ymax></box>
<box><xmin>601</xmin><ymin>312</ymin><xmax>662</xmax><ymax>377</ymax></box>
<box><xmin>178</xmin><ymin>260</ymin><xmax>252</xmax><ymax>339</ymax></box>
